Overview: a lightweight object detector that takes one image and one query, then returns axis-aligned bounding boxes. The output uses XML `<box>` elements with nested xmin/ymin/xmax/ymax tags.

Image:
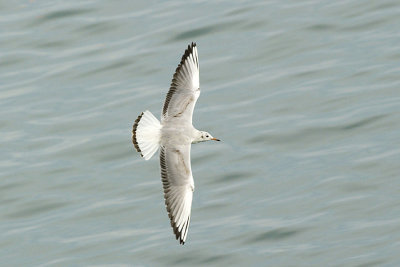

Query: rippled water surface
<box><xmin>1</xmin><ymin>1</ymin><xmax>400</xmax><ymax>266</ymax></box>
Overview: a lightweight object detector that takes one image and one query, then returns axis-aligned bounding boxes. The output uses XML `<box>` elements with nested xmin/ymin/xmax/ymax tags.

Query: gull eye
<box><xmin>206</xmin><ymin>135</ymin><xmax>209</xmax><ymax>138</ymax></box>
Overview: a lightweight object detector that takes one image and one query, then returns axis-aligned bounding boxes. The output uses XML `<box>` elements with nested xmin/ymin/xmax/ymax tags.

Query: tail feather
<box><xmin>132</xmin><ymin>112</ymin><xmax>144</xmax><ymax>154</ymax></box>
<box><xmin>132</xmin><ymin>110</ymin><xmax>161</xmax><ymax>160</ymax></box>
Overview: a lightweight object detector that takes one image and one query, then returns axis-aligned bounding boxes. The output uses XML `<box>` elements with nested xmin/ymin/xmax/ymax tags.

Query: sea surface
<box><xmin>1</xmin><ymin>0</ymin><xmax>400</xmax><ymax>266</ymax></box>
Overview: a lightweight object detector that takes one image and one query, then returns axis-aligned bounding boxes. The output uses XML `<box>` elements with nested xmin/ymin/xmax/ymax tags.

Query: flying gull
<box><xmin>132</xmin><ymin>42</ymin><xmax>220</xmax><ymax>244</ymax></box>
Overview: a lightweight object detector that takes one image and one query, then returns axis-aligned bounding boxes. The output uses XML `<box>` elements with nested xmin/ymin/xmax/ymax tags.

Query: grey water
<box><xmin>1</xmin><ymin>0</ymin><xmax>400</xmax><ymax>266</ymax></box>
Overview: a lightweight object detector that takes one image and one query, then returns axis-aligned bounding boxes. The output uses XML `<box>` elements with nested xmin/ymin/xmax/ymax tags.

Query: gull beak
<box><xmin>211</xmin><ymin>138</ymin><xmax>220</xmax><ymax>141</ymax></box>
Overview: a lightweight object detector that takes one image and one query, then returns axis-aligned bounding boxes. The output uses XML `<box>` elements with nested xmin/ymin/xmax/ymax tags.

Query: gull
<box><xmin>131</xmin><ymin>42</ymin><xmax>220</xmax><ymax>244</ymax></box>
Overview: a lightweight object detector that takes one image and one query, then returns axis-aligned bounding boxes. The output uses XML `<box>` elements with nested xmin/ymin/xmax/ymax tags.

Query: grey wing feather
<box><xmin>162</xmin><ymin>42</ymin><xmax>200</xmax><ymax>125</ymax></box>
<box><xmin>160</xmin><ymin>145</ymin><xmax>194</xmax><ymax>244</ymax></box>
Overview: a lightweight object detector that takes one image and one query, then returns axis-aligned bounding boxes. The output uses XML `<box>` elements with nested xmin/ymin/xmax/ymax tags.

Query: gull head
<box><xmin>193</xmin><ymin>131</ymin><xmax>220</xmax><ymax>144</ymax></box>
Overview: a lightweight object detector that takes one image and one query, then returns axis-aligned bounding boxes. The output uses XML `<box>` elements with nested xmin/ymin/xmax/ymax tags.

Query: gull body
<box><xmin>161</xmin><ymin>124</ymin><xmax>216</xmax><ymax>145</ymax></box>
<box><xmin>131</xmin><ymin>43</ymin><xmax>219</xmax><ymax>244</ymax></box>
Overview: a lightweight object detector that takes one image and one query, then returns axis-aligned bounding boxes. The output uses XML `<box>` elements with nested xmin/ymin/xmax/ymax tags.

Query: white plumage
<box><xmin>132</xmin><ymin>43</ymin><xmax>219</xmax><ymax>244</ymax></box>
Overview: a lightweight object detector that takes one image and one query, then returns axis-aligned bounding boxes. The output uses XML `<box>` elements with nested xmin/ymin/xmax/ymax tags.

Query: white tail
<box><xmin>132</xmin><ymin>110</ymin><xmax>161</xmax><ymax>160</ymax></box>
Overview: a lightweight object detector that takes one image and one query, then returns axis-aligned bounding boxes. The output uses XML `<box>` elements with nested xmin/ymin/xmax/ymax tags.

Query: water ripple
<box><xmin>1</xmin><ymin>0</ymin><xmax>400</xmax><ymax>265</ymax></box>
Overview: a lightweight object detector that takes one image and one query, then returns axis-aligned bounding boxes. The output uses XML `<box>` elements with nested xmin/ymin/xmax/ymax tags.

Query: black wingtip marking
<box><xmin>162</xmin><ymin>42</ymin><xmax>198</xmax><ymax>117</ymax></box>
<box><xmin>132</xmin><ymin>112</ymin><xmax>144</xmax><ymax>157</ymax></box>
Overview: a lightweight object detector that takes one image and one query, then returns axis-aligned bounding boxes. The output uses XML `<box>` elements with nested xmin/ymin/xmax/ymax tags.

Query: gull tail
<box><xmin>132</xmin><ymin>110</ymin><xmax>161</xmax><ymax>160</ymax></box>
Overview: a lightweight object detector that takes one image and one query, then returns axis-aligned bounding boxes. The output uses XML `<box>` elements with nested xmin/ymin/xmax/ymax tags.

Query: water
<box><xmin>1</xmin><ymin>0</ymin><xmax>400</xmax><ymax>266</ymax></box>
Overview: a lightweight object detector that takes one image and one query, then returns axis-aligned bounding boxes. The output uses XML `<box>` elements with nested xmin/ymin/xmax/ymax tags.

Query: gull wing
<box><xmin>162</xmin><ymin>42</ymin><xmax>200</xmax><ymax>125</ymax></box>
<box><xmin>160</xmin><ymin>144</ymin><xmax>194</xmax><ymax>244</ymax></box>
